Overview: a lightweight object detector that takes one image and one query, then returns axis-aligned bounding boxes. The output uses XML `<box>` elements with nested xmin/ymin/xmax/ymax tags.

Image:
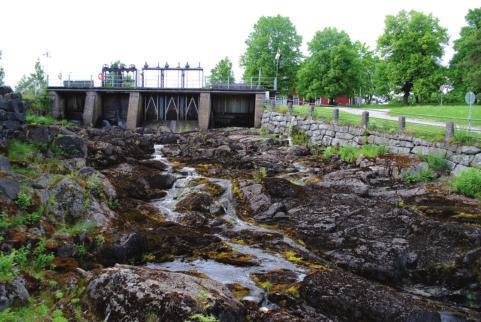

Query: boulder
<box><xmin>54</xmin><ymin>134</ymin><xmax>87</xmax><ymax>158</ymax></box>
<box><xmin>0</xmin><ymin>176</ymin><xmax>20</xmax><ymax>200</ymax></box>
<box><xmin>144</xmin><ymin>172</ymin><xmax>177</xmax><ymax>190</ymax></box>
<box><xmin>98</xmin><ymin>233</ymin><xmax>145</xmax><ymax>266</ymax></box>
<box><xmin>318</xmin><ymin>169</ymin><xmax>369</xmax><ymax>196</ymax></box>
<box><xmin>239</xmin><ymin>182</ymin><xmax>271</xmax><ymax>213</ymax></box>
<box><xmin>87</xmin><ymin>265</ymin><xmax>245</xmax><ymax>322</ymax></box>
<box><xmin>176</xmin><ymin>192</ymin><xmax>214</xmax><ymax>213</ymax></box>
<box><xmin>0</xmin><ymin>155</ymin><xmax>11</xmax><ymax>172</ymax></box>
<box><xmin>262</xmin><ymin>177</ymin><xmax>303</xmax><ymax>198</ymax></box>
<box><xmin>0</xmin><ymin>277</ymin><xmax>29</xmax><ymax>311</ymax></box>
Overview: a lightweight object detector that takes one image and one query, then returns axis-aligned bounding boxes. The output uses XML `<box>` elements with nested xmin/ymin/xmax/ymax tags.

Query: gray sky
<box><xmin>1</xmin><ymin>0</ymin><xmax>478</xmax><ymax>87</ymax></box>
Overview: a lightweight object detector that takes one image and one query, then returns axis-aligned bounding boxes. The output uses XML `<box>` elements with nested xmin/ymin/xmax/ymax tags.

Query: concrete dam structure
<box><xmin>47</xmin><ymin>63</ymin><xmax>266</xmax><ymax>131</ymax></box>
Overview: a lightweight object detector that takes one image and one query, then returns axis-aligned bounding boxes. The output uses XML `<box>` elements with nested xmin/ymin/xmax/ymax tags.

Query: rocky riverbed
<box><xmin>1</xmin><ymin>113</ymin><xmax>481</xmax><ymax>321</ymax></box>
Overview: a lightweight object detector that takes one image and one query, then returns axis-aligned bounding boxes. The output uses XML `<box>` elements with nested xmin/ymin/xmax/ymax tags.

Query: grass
<box><xmin>337</xmin><ymin>144</ymin><xmax>388</xmax><ymax>163</ymax></box>
<box><xmin>26</xmin><ymin>114</ymin><xmax>73</xmax><ymax>126</ymax></box>
<box><xmin>7</xmin><ymin>140</ymin><xmax>40</xmax><ymax>162</ymax></box>
<box><xmin>451</xmin><ymin>168</ymin><xmax>481</xmax><ymax>199</ymax></box>
<box><xmin>420</xmin><ymin>154</ymin><xmax>450</xmax><ymax>174</ymax></box>
<box><xmin>403</xmin><ymin>168</ymin><xmax>435</xmax><ymax>184</ymax></box>
<box><xmin>384</xmin><ymin>105</ymin><xmax>481</xmax><ymax>126</ymax></box>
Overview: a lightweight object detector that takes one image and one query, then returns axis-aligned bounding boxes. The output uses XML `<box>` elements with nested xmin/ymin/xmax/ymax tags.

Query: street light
<box><xmin>274</xmin><ymin>49</ymin><xmax>281</xmax><ymax>106</ymax></box>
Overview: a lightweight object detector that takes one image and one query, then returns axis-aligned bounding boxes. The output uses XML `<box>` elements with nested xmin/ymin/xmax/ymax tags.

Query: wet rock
<box><xmin>262</xmin><ymin>177</ymin><xmax>303</xmax><ymax>198</ymax></box>
<box><xmin>87</xmin><ymin>264</ymin><xmax>245</xmax><ymax>322</ymax></box>
<box><xmin>300</xmin><ymin>269</ymin><xmax>472</xmax><ymax>322</ymax></box>
<box><xmin>0</xmin><ymin>277</ymin><xmax>29</xmax><ymax>311</ymax></box>
<box><xmin>317</xmin><ymin>169</ymin><xmax>369</xmax><ymax>196</ymax></box>
<box><xmin>144</xmin><ymin>172</ymin><xmax>177</xmax><ymax>190</ymax></box>
<box><xmin>0</xmin><ymin>155</ymin><xmax>11</xmax><ymax>172</ymax></box>
<box><xmin>98</xmin><ymin>233</ymin><xmax>145</xmax><ymax>266</ymax></box>
<box><xmin>176</xmin><ymin>192</ymin><xmax>214</xmax><ymax>213</ymax></box>
<box><xmin>53</xmin><ymin>134</ymin><xmax>87</xmax><ymax>158</ymax></box>
<box><xmin>49</xmin><ymin>177</ymin><xmax>85</xmax><ymax>221</ymax></box>
<box><xmin>255</xmin><ymin>202</ymin><xmax>286</xmax><ymax>222</ymax></box>
<box><xmin>138</xmin><ymin>159</ymin><xmax>169</xmax><ymax>171</ymax></box>
<box><xmin>240</xmin><ymin>182</ymin><xmax>271</xmax><ymax>213</ymax></box>
<box><xmin>0</xmin><ymin>176</ymin><xmax>20</xmax><ymax>201</ymax></box>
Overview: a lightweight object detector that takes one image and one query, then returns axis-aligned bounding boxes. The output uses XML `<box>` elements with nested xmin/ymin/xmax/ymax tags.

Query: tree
<box><xmin>297</xmin><ymin>28</ymin><xmax>360</xmax><ymax>103</ymax></box>
<box><xmin>377</xmin><ymin>10</ymin><xmax>449</xmax><ymax>105</ymax></box>
<box><xmin>0</xmin><ymin>50</ymin><xmax>4</xmax><ymax>86</ymax></box>
<box><xmin>451</xmin><ymin>8</ymin><xmax>481</xmax><ymax>95</ymax></box>
<box><xmin>355</xmin><ymin>42</ymin><xmax>379</xmax><ymax>103</ymax></box>
<box><xmin>240</xmin><ymin>15</ymin><xmax>302</xmax><ymax>95</ymax></box>
<box><xmin>16</xmin><ymin>59</ymin><xmax>47</xmax><ymax>95</ymax></box>
<box><xmin>210</xmin><ymin>57</ymin><xmax>235</xmax><ymax>84</ymax></box>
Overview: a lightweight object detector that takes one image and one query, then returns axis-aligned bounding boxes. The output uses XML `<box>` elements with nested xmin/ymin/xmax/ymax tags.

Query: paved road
<box><xmin>330</xmin><ymin>106</ymin><xmax>481</xmax><ymax>132</ymax></box>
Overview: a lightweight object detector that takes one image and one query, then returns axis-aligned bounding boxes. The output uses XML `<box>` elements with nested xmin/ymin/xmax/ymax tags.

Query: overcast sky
<box><xmin>0</xmin><ymin>0</ymin><xmax>478</xmax><ymax>87</ymax></box>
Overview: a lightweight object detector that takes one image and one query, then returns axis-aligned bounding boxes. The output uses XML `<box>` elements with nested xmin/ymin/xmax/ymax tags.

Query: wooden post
<box><xmin>333</xmin><ymin>108</ymin><xmax>339</xmax><ymax>124</ymax></box>
<box><xmin>445</xmin><ymin>122</ymin><xmax>455</xmax><ymax>140</ymax></box>
<box><xmin>360</xmin><ymin>111</ymin><xmax>369</xmax><ymax>128</ymax></box>
<box><xmin>398</xmin><ymin>116</ymin><xmax>406</xmax><ymax>131</ymax></box>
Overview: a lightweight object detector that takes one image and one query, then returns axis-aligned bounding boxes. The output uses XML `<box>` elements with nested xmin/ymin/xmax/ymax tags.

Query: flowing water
<box><xmin>148</xmin><ymin>145</ymin><xmax>307</xmax><ymax>304</ymax></box>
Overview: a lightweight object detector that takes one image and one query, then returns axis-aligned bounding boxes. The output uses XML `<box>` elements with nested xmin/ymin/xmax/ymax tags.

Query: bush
<box><xmin>339</xmin><ymin>145</ymin><xmax>358</xmax><ymax>162</ymax></box>
<box><xmin>419</xmin><ymin>153</ymin><xmax>450</xmax><ymax>174</ymax></box>
<box><xmin>323</xmin><ymin>146</ymin><xmax>337</xmax><ymax>159</ymax></box>
<box><xmin>451</xmin><ymin>168</ymin><xmax>481</xmax><ymax>199</ymax></box>
<box><xmin>7</xmin><ymin>140</ymin><xmax>39</xmax><ymax>162</ymax></box>
<box><xmin>16</xmin><ymin>188</ymin><xmax>33</xmax><ymax>211</ymax></box>
<box><xmin>403</xmin><ymin>168</ymin><xmax>434</xmax><ymax>183</ymax></box>
<box><xmin>359</xmin><ymin>144</ymin><xmax>388</xmax><ymax>158</ymax></box>
<box><xmin>291</xmin><ymin>129</ymin><xmax>309</xmax><ymax>145</ymax></box>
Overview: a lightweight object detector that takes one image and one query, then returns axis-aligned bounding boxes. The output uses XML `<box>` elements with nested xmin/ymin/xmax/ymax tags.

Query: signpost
<box><xmin>465</xmin><ymin>91</ymin><xmax>476</xmax><ymax>131</ymax></box>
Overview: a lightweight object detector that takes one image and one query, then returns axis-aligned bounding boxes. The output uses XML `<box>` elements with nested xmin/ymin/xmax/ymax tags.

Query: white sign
<box><xmin>465</xmin><ymin>91</ymin><xmax>476</xmax><ymax>105</ymax></box>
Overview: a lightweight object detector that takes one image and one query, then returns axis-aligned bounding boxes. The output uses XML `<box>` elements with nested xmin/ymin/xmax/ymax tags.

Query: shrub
<box><xmin>7</xmin><ymin>140</ymin><xmax>39</xmax><ymax>162</ymax></box>
<box><xmin>0</xmin><ymin>251</ymin><xmax>17</xmax><ymax>283</ymax></box>
<box><xmin>419</xmin><ymin>154</ymin><xmax>450</xmax><ymax>174</ymax></box>
<box><xmin>291</xmin><ymin>129</ymin><xmax>309</xmax><ymax>145</ymax></box>
<box><xmin>16</xmin><ymin>188</ymin><xmax>33</xmax><ymax>211</ymax></box>
<box><xmin>359</xmin><ymin>144</ymin><xmax>388</xmax><ymax>158</ymax></box>
<box><xmin>26</xmin><ymin>114</ymin><xmax>73</xmax><ymax>126</ymax></box>
<box><xmin>260</xmin><ymin>125</ymin><xmax>270</xmax><ymax>136</ymax></box>
<box><xmin>403</xmin><ymin>168</ymin><xmax>434</xmax><ymax>183</ymax></box>
<box><xmin>339</xmin><ymin>145</ymin><xmax>358</xmax><ymax>163</ymax></box>
<box><xmin>451</xmin><ymin>168</ymin><xmax>481</xmax><ymax>199</ymax></box>
<box><xmin>189</xmin><ymin>314</ymin><xmax>219</xmax><ymax>322</ymax></box>
<box><xmin>323</xmin><ymin>146</ymin><xmax>337</xmax><ymax>159</ymax></box>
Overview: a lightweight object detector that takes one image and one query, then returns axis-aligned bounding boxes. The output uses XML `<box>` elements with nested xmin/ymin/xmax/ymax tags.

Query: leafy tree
<box><xmin>355</xmin><ymin>42</ymin><xmax>380</xmax><ymax>103</ymax></box>
<box><xmin>451</xmin><ymin>8</ymin><xmax>481</xmax><ymax>96</ymax></box>
<box><xmin>297</xmin><ymin>27</ymin><xmax>360</xmax><ymax>103</ymax></box>
<box><xmin>240</xmin><ymin>15</ymin><xmax>302</xmax><ymax>95</ymax></box>
<box><xmin>372</xmin><ymin>60</ymin><xmax>392</xmax><ymax>99</ymax></box>
<box><xmin>16</xmin><ymin>59</ymin><xmax>47</xmax><ymax>95</ymax></box>
<box><xmin>210</xmin><ymin>57</ymin><xmax>235</xmax><ymax>84</ymax></box>
<box><xmin>377</xmin><ymin>10</ymin><xmax>449</xmax><ymax>105</ymax></box>
<box><xmin>0</xmin><ymin>50</ymin><xmax>4</xmax><ymax>86</ymax></box>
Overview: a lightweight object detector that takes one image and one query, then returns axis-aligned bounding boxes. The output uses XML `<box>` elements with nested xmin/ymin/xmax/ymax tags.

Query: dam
<box><xmin>47</xmin><ymin>62</ymin><xmax>267</xmax><ymax>131</ymax></box>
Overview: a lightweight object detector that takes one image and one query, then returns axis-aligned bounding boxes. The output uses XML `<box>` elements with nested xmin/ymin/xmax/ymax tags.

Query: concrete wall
<box><xmin>83</xmin><ymin>91</ymin><xmax>102</xmax><ymax>126</ymax></box>
<box><xmin>254</xmin><ymin>93</ymin><xmax>265</xmax><ymax>128</ymax></box>
<box><xmin>262</xmin><ymin>111</ymin><xmax>481</xmax><ymax>175</ymax></box>
<box><xmin>198</xmin><ymin>92</ymin><xmax>211</xmax><ymax>130</ymax></box>
<box><xmin>49</xmin><ymin>91</ymin><xmax>65</xmax><ymax>119</ymax></box>
<box><xmin>126</xmin><ymin>92</ymin><xmax>142</xmax><ymax>129</ymax></box>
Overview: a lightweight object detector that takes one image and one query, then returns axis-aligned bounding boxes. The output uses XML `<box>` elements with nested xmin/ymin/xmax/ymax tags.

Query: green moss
<box><xmin>7</xmin><ymin>140</ymin><xmax>40</xmax><ymax>162</ymax></box>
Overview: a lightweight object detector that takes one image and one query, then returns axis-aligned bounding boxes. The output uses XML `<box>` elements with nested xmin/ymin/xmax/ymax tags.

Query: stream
<box><xmin>148</xmin><ymin>145</ymin><xmax>307</xmax><ymax>304</ymax></box>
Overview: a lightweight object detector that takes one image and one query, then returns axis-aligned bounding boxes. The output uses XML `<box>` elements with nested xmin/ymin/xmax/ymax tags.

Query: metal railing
<box><xmin>48</xmin><ymin>73</ymin><xmax>276</xmax><ymax>91</ymax></box>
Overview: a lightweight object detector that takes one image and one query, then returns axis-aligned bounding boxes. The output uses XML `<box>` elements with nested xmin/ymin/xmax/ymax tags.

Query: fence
<box><xmin>47</xmin><ymin>73</ymin><xmax>277</xmax><ymax>91</ymax></box>
<box><xmin>267</xmin><ymin>103</ymin><xmax>481</xmax><ymax>145</ymax></box>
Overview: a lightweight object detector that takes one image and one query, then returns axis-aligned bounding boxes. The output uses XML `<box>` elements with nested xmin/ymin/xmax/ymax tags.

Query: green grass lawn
<box><xmin>348</xmin><ymin>104</ymin><xmax>481</xmax><ymax>126</ymax></box>
<box><xmin>269</xmin><ymin>105</ymin><xmax>481</xmax><ymax>144</ymax></box>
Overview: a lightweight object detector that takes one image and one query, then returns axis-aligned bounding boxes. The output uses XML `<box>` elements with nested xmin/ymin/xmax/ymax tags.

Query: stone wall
<box><xmin>0</xmin><ymin>86</ymin><xmax>26</xmax><ymax>146</ymax></box>
<box><xmin>262</xmin><ymin>111</ymin><xmax>481</xmax><ymax>175</ymax></box>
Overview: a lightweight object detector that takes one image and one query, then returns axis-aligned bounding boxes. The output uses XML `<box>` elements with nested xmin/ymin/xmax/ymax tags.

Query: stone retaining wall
<box><xmin>262</xmin><ymin>111</ymin><xmax>481</xmax><ymax>175</ymax></box>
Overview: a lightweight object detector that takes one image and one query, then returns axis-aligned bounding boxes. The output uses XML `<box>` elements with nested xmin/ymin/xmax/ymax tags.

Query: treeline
<box><xmin>212</xmin><ymin>8</ymin><xmax>481</xmax><ymax>105</ymax></box>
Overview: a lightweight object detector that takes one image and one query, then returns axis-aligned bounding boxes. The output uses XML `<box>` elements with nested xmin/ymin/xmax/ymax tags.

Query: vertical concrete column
<box><xmin>332</xmin><ymin>108</ymin><xmax>339</xmax><ymax>124</ymax></box>
<box><xmin>445</xmin><ymin>122</ymin><xmax>455</xmax><ymax>140</ymax></box>
<box><xmin>198</xmin><ymin>92</ymin><xmax>211</xmax><ymax>130</ymax></box>
<box><xmin>360</xmin><ymin>111</ymin><xmax>369</xmax><ymax>128</ymax></box>
<box><xmin>126</xmin><ymin>92</ymin><xmax>142</xmax><ymax>130</ymax></box>
<box><xmin>83</xmin><ymin>91</ymin><xmax>102</xmax><ymax>127</ymax></box>
<box><xmin>398</xmin><ymin>116</ymin><xmax>406</xmax><ymax>131</ymax></box>
<box><xmin>48</xmin><ymin>91</ymin><xmax>64</xmax><ymax>119</ymax></box>
<box><xmin>254</xmin><ymin>93</ymin><xmax>265</xmax><ymax>128</ymax></box>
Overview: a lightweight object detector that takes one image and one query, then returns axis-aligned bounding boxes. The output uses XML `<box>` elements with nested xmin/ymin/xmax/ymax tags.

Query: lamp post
<box><xmin>274</xmin><ymin>49</ymin><xmax>280</xmax><ymax>107</ymax></box>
